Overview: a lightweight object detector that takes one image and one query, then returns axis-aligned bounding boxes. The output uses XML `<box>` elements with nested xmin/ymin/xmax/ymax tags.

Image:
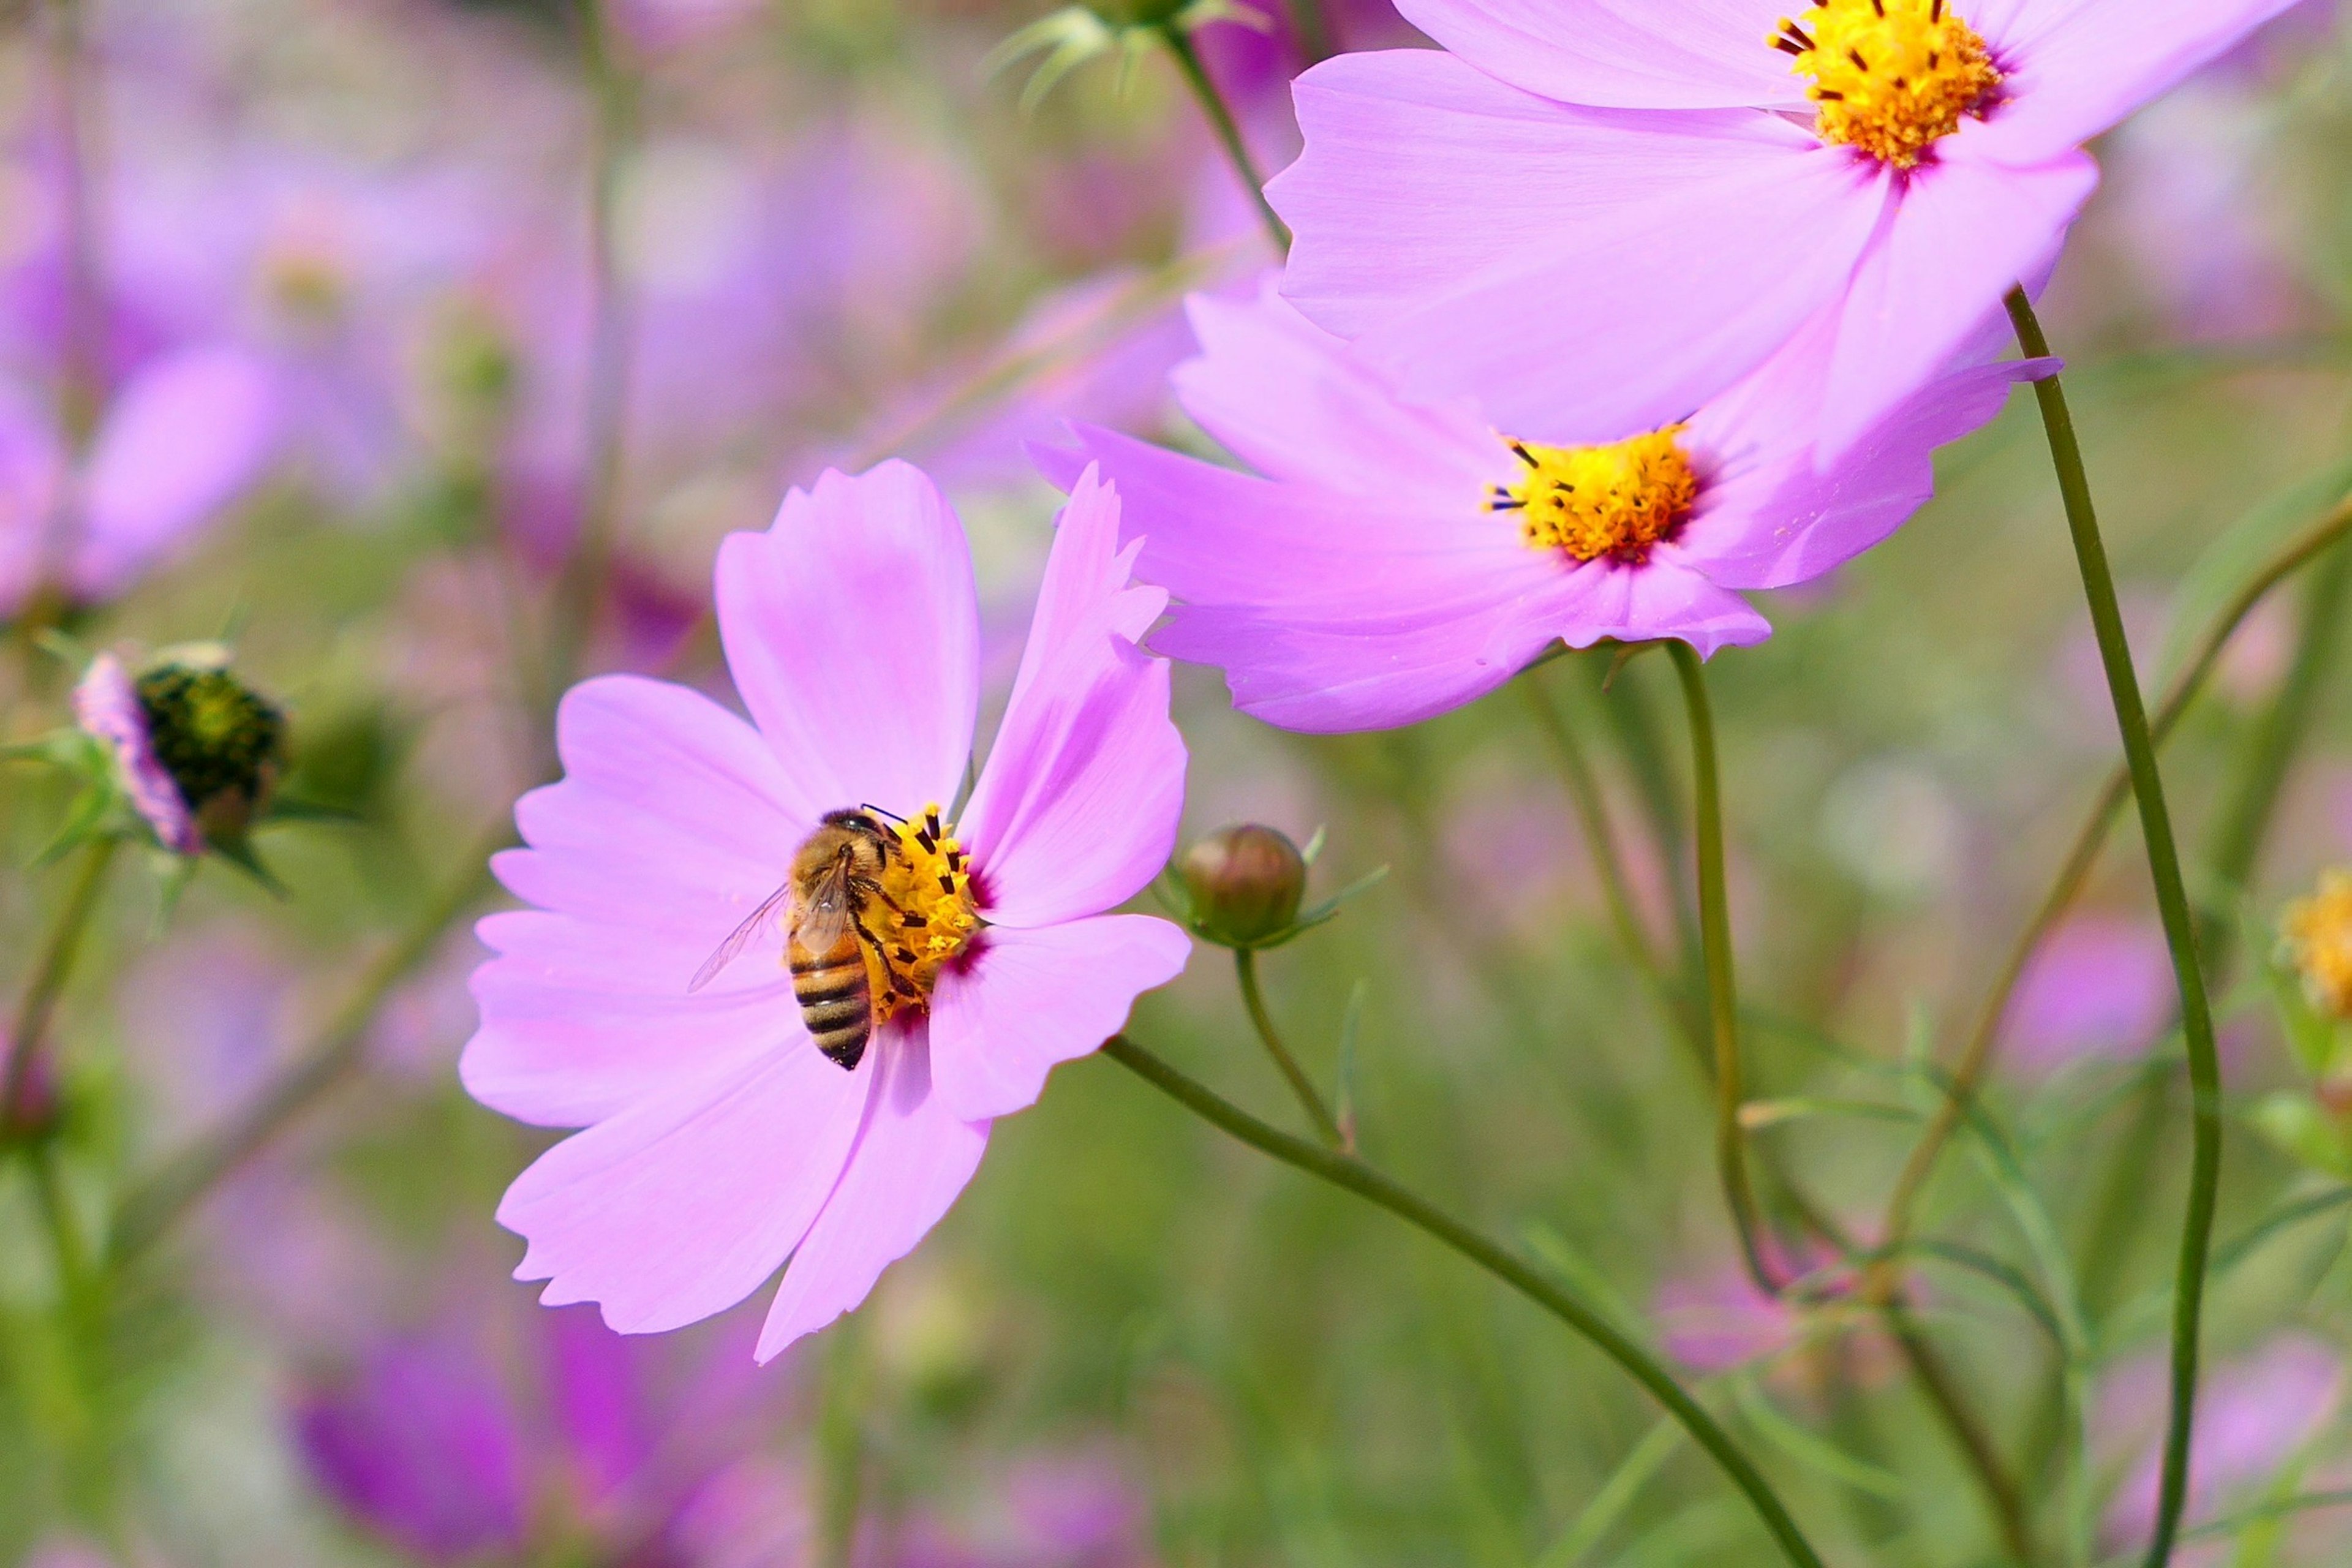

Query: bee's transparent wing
<box><xmin>794</xmin><ymin>858</ymin><xmax>856</xmax><ymax>956</ymax></box>
<box><xmin>687</xmin><ymin>880</ymin><xmax>796</xmax><ymax>993</ymax></box>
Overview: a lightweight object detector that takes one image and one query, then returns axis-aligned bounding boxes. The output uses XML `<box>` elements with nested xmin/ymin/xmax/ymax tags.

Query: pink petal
<box><xmin>0</xmin><ymin>386</ymin><xmax>63</xmax><ymax>617</ymax></box>
<box><xmin>500</xmin><ymin>1044</ymin><xmax>871</xmax><ymax>1335</ymax></box>
<box><xmin>1151</xmin><ymin>590</ymin><xmax>1570</xmax><ymax>733</ymax></box>
<box><xmin>960</xmin><ymin>478</ymin><xmax>1187</xmax><ymax>930</ymax></box>
<box><xmin>714</xmin><ymin>461</ymin><xmax>977</xmax><ymax>820</ymax></box>
<box><xmin>1272</xmin><ymin>50</ymin><xmax>1890</xmax><ymax>446</ymax></box>
<box><xmin>1816</xmin><ymin>135</ymin><xmax>2097</xmax><ymax>459</ymax></box>
<box><xmin>1550</xmin><ymin>553</ymin><xmax>1774</xmax><ymax>658</ymax></box>
<box><xmin>462</xmin><ymin>675</ymin><xmax>813</xmax><ymax>1126</ymax></box>
<box><xmin>1989</xmin><ymin>0</ymin><xmax>2315</xmax><ymax>154</ymax></box>
<box><xmin>1174</xmin><ymin>277</ymin><xmax>1498</xmax><ymax>507</ymax></box>
<box><xmin>929</xmin><ymin>915</ymin><xmax>1192</xmax><ymax>1122</ymax></box>
<box><xmin>1395</xmin><ymin>0</ymin><xmax>1803</xmax><ymax>110</ymax></box>
<box><xmin>754</xmin><ymin>1027</ymin><xmax>989</xmax><ymax>1361</ymax></box>
<box><xmin>76</xmin><ymin>347</ymin><xmax>279</xmax><ymax>598</ymax></box>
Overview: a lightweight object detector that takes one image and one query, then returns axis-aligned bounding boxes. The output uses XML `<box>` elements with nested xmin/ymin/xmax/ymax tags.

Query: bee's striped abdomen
<box><xmin>791</xmin><ymin>940</ymin><xmax>872</xmax><ymax>1071</ymax></box>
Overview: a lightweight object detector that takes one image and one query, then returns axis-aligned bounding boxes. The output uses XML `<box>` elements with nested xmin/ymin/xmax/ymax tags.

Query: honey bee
<box><xmin>688</xmin><ymin>808</ymin><xmax>919</xmax><ymax>1071</ymax></box>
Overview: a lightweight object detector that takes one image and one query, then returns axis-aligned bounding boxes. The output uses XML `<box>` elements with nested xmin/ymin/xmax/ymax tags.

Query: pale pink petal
<box><xmin>960</xmin><ymin>475</ymin><xmax>1186</xmax><ymax>930</ymax></box>
<box><xmin>1174</xmin><ymin>277</ymin><xmax>1498</xmax><ymax>507</ymax></box>
<box><xmin>1395</xmin><ymin>0</ymin><xmax>1803</xmax><ymax>109</ymax></box>
<box><xmin>714</xmin><ymin>461</ymin><xmax>977</xmax><ymax>818</ymax></box>
<box><xmin>1550</xmin><ymin>552</ymin><xmax>1773</xmax><ymax>658</ymax></box>
<box><xmin>1989</xmin><ymin>0</ymin><xmax>2315</xmax><ymax>154</ymax></box>
<box><xmin>462</xmin><ymin>676</ymin><xmax>813</xmax><ymax>1126</ymax></box>
<box><xmin>502</xmin><ymin>1044</ymin><xmax>871</xmax><ymax>1335</ymax></box>
<box><xmin>1816</xmin><ymin>135</ymin><xmax>2097</xmax><ymax>458</ymax></box>
<box><xmin>1272</xmin><ymin>51</ymin><xmax>1890</xmax><ymax>446</ymax></box>
<box><xmin>755</xmin><ymin>1028</ymin><xmax>989</xmax><ymax>1361</ymax></box>
<box><xmin>929</xmin><ymin>916</ymin><xmax>1191</xmax><ymax>1123</ymax></box>
<box><xmin>1150</xmin><ymin>590</ymin><xmax>1569</xmax><ymax>733</ymax></box>
<box><xmin>0</xmin><ymin>386</ymin><xmax>63</xmax><ymax>617</ymax></box>
<box><xmin>75</xmin><ymin>347</ymin><xmax>279</xmax><ymax>598</ymax></box>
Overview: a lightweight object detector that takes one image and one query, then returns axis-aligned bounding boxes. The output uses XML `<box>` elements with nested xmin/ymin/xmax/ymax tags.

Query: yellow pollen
<box><xmin>2284</xmin><ymin>870</ymin><xmax>2352</xmax><ymax>1023</ymax></box>
<box><xmin>1771</xmin><ymin>0</ymin><xmax>2003</xmax><ymax>169</ymax></box>
<box><xmin>1492</xmin><ymin>428</ymin><xmax>1699</xmax><ymax>564</ymax></box>
<box><xmin>865</xmin><ymin>802</ymin><xmax>981</xmax><ymax>1022</ymax></box>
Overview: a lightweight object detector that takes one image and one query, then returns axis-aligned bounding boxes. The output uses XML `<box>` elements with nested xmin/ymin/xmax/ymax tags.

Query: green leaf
<box><xmin>2158</xmin><ymin>453</ymin><xmax>2352</xmax><ymax>684</ymax></box>
<box><xmin>2249</xmin><ymin>1093</ymin><xmax>2352</xmax><ymax>1182</ymax></box>
<box><xmin>1728</xmin><ymin>1375</ymin><xmax>1908</xmax><ymax>1501</ymax></box>
<box><xmin>1333</xmin><ymin>978</ymin><xmax>1366</xmax><ymax>1153</ymax></box>
<box><xmin>1534</xmin><ymin>1416</ymin><xmax>1683</xmax><ymax>1568</ymax></box>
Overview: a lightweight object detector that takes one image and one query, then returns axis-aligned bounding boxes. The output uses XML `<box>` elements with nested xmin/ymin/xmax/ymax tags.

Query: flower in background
<box><xmin>296</xmin><ymin>1304</ymin><xmax>803</xmax><ymax>1565</ymax></box>
<box><xmin>72</xmin><ymin>647</ymin><xmax>287</xmax><ymax>859</ymax></box>
<box><xmin>464</xmin><ymin>461</ymin><xmax>1190</xmax><ymax>1361</ymax></box>
<box><xmin>1268</xmin><ymin>0</ymin><xmax>2307</xmax><ymax>459</ymax></box>
<box><xmin>0</xmin><ymin>350</ymin><xmax>277</xmax><ymax>620</ymax></box>
<box><xmin>1041</xmin><ymin>278</ymin><xmax>2041</xmax><ymax>731</ymax></box>
<box><xmin>2001</xmin><ymin>913</ymin><xmax>2174</xmax><ymax>1075</ymax></box>
<box><xmin>2098</xmin><ymin>1333</ymin><xmax>2343</xmax><ymax>1551</ymax></box>
<box><xmin>880</xmin><ymin>1450</ymin><xmax>1156</xmax><ymax>1568</ymax></box>
<box><xmin>2283</xmin><ymin>870</ymin><xmax>2352</xmax><ymax>1020</ymax></box>
<box><xmin>1656</xmin><ymin>1260</ymin><xmax>1807</xmax><ymax>1374</ymax></box>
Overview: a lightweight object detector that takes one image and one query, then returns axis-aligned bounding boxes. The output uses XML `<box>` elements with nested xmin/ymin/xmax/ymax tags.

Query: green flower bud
<box><xmin>1178</xmin><ymin>824</ymin><xmax>1307</xmax><ymax>948</ymax></box>
<box><xmin>135</xmin><ymin>654</ymin><xmax>288</xmax><ymax>845</ymax></box>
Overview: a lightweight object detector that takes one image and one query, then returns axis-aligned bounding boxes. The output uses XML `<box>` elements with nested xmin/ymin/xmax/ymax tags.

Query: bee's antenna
<box><xmin>859</xmin><ymin>802</ymin><xmax>910</xmax><ymax>824</ymax></box>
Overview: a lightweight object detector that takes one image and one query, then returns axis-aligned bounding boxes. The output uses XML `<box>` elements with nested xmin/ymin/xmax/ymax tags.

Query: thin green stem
<box><xmin>1875</xmin><ymin>496</ymin><xmax>2352</xmax><ymax>1253</ymax></box>
<box><xmin>2</xmin><ymin>836</ymin><xmax>117</xmax><ymax>1133</ymax></box>
<box><xmin>28</xmin><ymin>1142</ymin><xmax>89</xmax><ymax>1304</ymax></box>
<box><xmin>1234</xmin><ymin>948</ymin><xmax>1344</xmax><ymax>1148</ymax></box>
<box><xmin>2008</xmin><ymin>287</ymin><xmax>2221</xmax><ymax>1568</ymax></box>
<box><xmin>545</xmin><ymin>0</ymin><xmax>637</xmax><ymax>704</ymax></box>
<box><xmin>110</xmin><ymin>820</ymin><xmax>510</xmax><ymax>1262</ymax></box>
<box><xmin>1158</xmin><ymin>25</ymin><xmax>1291</xmax><ymax>255</ymax></box>
<box><xmin>1099</xmin><ymin>1035</ymin><xmax>1828</xmax><ymax>1568</ymax></box>
<box><xmin>1666</xmin><ymin>641</ymin><xmax>1774</xmax><ymax>1296</ymax></box>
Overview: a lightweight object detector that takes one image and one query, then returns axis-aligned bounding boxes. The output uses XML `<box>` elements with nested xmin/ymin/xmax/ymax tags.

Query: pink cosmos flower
<box><xmin>1038</xmin><ymin>278</ymin><xmax>2041</xmax><ymax>731</ymax></box>
<box><xmin>1267</xmin><ymin>0</ymin><xmax>2309</xmax><ymax>459</ymax></box>
<box><xmin>462</xmin><ymin>461</ymin><xmax>1191</xmax><ymax>1362</ymax></box>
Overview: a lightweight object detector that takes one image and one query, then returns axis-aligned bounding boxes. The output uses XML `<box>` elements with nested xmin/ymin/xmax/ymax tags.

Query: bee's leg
<box><xmin>851</xmin><ymin>911</ymin><xmax>922</xmax><ymax>1000</ymax></box>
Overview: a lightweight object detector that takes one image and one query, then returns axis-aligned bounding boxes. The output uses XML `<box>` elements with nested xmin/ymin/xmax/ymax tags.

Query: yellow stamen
<box><xmin>2284</xmin><ymin>870</ymin><xmax>2352</xmax><ymax>1022</ymax></box>
<box><xmin>1771</xmin><ymin>0</ymin><xmax>2003</xmax><ymax>169</ymax></box>
<box><xmin>1493</xmin><ymin>428</ymin><xmax>1698</xmax><ymax>564</ymax></box>
<box><xmin>865</xmin><ymin>802</ymin><xmax>981</xmax><ymax>1022</ymax></box>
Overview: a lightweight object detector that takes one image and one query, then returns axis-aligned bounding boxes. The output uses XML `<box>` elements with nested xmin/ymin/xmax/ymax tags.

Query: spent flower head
<box><xmin>73</xmin><ymin>646</ymin><xmax>287</xmax><ymax>861</ymax></box>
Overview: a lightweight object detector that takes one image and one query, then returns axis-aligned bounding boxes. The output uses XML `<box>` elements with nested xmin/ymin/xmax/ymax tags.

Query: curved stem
<box><xmin>2</xmin><ymin>836</ymin><xmax>117</xmax><ymax>1133</ymax></box>
<box><xmin>110</xmin><ymin>820</ymin><xmax>510</xmax><ymax>1262</ymax></box>
<box><xmin>2007</xmin><ymin>288</ymin><xmax>2221</xmax><ymax>1568</ymax></box>
<box><xmin>1875</xmin><ymin>496</ymin><xmax>2352</xmax><ymax>1253</ymax></box>
<box><xmin>1158</xmin><ymin>25</ymin><xmax>1291</xmax><ymax>255</ymax></box>
<box><xmin>1667</xmin><ymin>641</ymin><xmax>1774</xmax><ymax>1296</ymax></box>
<box><xmin>1099</xmin><ymin>1034</ymin><xmax>1828</xmax><ymax>1568</ymax></box>
<box><xmin>1281</xmin><ymin>0</ymin><xmax>1333</xmax><ymax>62</ymax></box>
<box><xmin>1234</xmin><ymin>948</ymin><xmax>1344</xmax><ymax>1148</ymax></box>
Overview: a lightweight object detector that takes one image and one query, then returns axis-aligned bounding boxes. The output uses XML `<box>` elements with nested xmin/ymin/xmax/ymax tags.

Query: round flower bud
<box><xmin>1178</xmin><ymin>824</ymin><xmax>1307</xmax><ymax>948</ymax></box>
<box><xmin>136</xmin><ymin>655</ymin><xmax>288</xmax><ymax>844</ymax></box>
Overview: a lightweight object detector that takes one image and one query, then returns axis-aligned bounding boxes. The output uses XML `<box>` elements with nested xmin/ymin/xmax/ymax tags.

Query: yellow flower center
<box><xmin>865</xmin><ymin>803</ymin><xmax>981</xmax><ymax>1022</ymax></box>
<box><xmin>2284</xmin><ymin>871</ymin><xmax>2352</xmax><ymax>1023</ymax></box>
<box><xmin>1491</xmin><ymin>428</ymin><xmax>1699</xmax><ymax>564</ymax></box>
<box><xmin>1772</xmin><ymin>0</ymin><xmax>2003</xmax><ymax>169</ymax></box>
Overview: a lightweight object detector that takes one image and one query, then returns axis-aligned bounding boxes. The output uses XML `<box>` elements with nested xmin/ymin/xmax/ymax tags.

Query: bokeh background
<box><xmin>5</xmin><ymin>0</ymin><xmax>2352</xmax><ymax>1563</ymax></box>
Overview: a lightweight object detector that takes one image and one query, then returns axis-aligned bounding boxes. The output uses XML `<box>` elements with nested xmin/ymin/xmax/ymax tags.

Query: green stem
<box><xmin>1666</xmin><ymin>641</ymin><xmax>1774</xmax><ymax>1295</ymax></box>
<box><xmin>1100</xmin><ymin>1035</ymin><xmax>1828</xmax><ymax>1568</ymax></box>
<box><xmin>1158</xmin><ymin>24</ymin><xmax>1291</xmax><ymax>255</ymax></box>
<box><xmin>1234</xmin><ymin>948</ymin><xmax>1344</xmax><ymax>1148</ymax></box>
<box><xmin>110</xmin><ymin>820</ymin><xmax>510</xmax><ymax>1262</ymax></box>
<box><xmin>544</xmin><ymin>0</ymin><xmax>637</xmax><ymax>705</ymax></box>
<box><xmin>814</xmin><ymin>1319</ymin><xmax>867</xmax><ymax>1568</ymax></box>
<box><xmin>1875</xmin><ymin>496</ymin><xmax>2352</xmax><ymax>1253</ymax></box>
<box><xmin>1</xmin><ymin>836</ymin><xmax>116</xmax><ymax>1134</ymax></box>
<box><xmin>2008</xmin><ymin>288</ymin><xmax>2221</xmax><ymax>1568</ymax></box>
<box><xmin>28</xmin><ymin>1142</ymin><xmax>89</xmax><ymax>1305</ymax></box>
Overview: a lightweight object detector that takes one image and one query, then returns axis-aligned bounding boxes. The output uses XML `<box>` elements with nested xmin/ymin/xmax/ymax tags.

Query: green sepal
<box><xmin>31</xmin><ymin>786</ymin><xmax>120</xmax><ymax>868</ymax></box>
<box><xmin>1245</xmin><ymin>862</ymin><xmax>1390</xmax><ymax>951</ymax></box>
<box><xmin>208</xmin><ymin>832</ymin><xmax>289</xmax><ymax>899</ymax></box>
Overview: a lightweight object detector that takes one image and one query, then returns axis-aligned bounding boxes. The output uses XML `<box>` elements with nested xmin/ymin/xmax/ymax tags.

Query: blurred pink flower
<box><xmin>1268</xmin><ymin>0</ymin><xmax>2304</xmax><ymax>460</ymax></box>
<box><xmin>464</xmin><ymin>462</ymin><xmax>1189</xmax><ymax>1361</ymax></box>
<box><xmin>2099</xmin><ymin>1333</ymin><xmax>2344</xmax><ymax>1551</ymax></box>
<box><xmin>2002</xmin><ymin>914</ymin><xmax>2174</xmax><ymax>1075</ymax></box>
